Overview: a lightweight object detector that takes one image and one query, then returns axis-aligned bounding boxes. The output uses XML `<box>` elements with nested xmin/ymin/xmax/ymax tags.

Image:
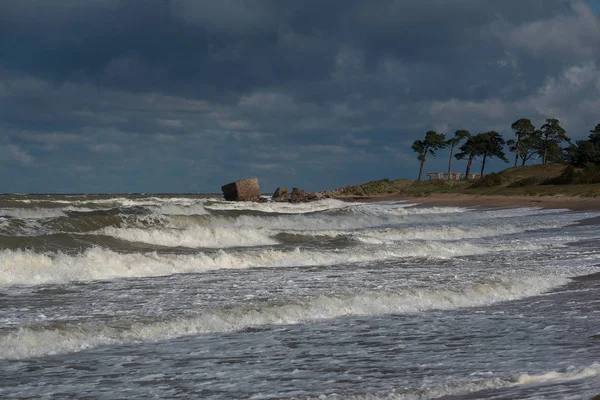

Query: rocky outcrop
<box><xmin>308</xmin><ymin>191</ymin><xmax>324</xmax><ymax>200</ymax></box>
<box><xmin>270</xmin><ymin>186</ymin><xmax>337</xmax><ymax>203</ymax></box>
<box><xmin>289</xmin><ymin>187</ymin><xmax>308</xmax><ymax>202</ymax></box>
<box><xmin>272</xmin><ymin>187</ymin><xmax>288</xmax><ymax>202</ymax></box>
<box><xmin>221</xmin><ymin>178</ymin><xmax>261</xmax><ymax>201</ymax></box>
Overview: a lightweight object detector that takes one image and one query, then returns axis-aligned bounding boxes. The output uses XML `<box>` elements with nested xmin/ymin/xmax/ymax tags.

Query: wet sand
<box><xmin>338</xmin><ymin>193</ymin><xmax>600</xmax><ymax>211</ymax></box>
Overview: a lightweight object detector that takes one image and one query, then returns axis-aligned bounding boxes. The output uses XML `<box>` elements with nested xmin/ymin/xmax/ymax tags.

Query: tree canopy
<box><xmin>476</xmin><ymin>131</ymin><xmax>508</xmax><ymax>175</ymax></box>
<box><xmin>412</xmin><ymin>130</ymin><xmax>447</xmax><ymax>180</ymax></box>
<box><xmin>509</xmin><ymin>118</ymin><xmax>536</xmax><ymax>167</ymax></box>
<box><xmin>455</xmin><ymin>135</ymin><xmax>484</xmax><ymax>176</ymax></box>
<box><xmin>446</xmin><ymin>130</ymin><xmax>470</xmax><ymax>179</ymax></box>
<box><xmin>539</xmin><ymin>118</ymin><xmax>569</xmax><ymax>164</ymax></box>
<box><xmin>413</xmin><ymin>120</ymin><xmax>599</xmax><ymax>182</ymax></box>
<box><xmin>507</xmin><ymin>129</ymin><xmax>542</xmax><ymax>166</ymax></box>
<box><xmin>568</xmin><ymin>123</ymin><xmax>600</xmax><ymax>167</ymax></box>
<box><xmin>454</xmin><ymin>131</ymin><xmax>507</xmax><ymax>176</ymax></box>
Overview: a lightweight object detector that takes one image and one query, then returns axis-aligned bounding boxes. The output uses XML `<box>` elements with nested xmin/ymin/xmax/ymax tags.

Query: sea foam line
<box><xmin>94</xmin><ymin>215</ymin><xmax>558</xmax><ymax>248</ymax></box>
<box><xmin>204</xmin><ymin>198</ymin><xmax>352</xmax><ymax>214</ymax></box>
<box><xmin>0</xmin><ymin>208</ymin><xmax>68</xmax><ymax>219</ymax></box>
<box><xmin>0</xmin><ymin>240</ymin><xmax>544</xmax><ymax>286</ymax></box>
<box><xmin>515</xmin><ymin>363</ymin><xmax>600</xmax><ymax>385</ymax></box>
<box><xmin>307</xmin><ymin>362</ymin><xmax>600</xmax><ymax>399</ymax></box>
<box><xmin>97</xmin><ymin>225</ymin><xmax>278</xmax><ymax>248</ymax></box>
<box><xmin>287</xmin><ymin>220</ymin><xmax>576</xmax><ymax>244</ymax></box>
<box><xmin>0</xmin><ymin>275</ymin><xmax>568</xmax><ymax>360</ymax></box>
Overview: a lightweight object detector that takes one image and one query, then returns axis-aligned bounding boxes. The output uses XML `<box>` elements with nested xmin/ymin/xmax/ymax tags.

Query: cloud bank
<box><xmin>1</xmin><ymin>0</ymin><xmax>599</xmax><ymax>192</ymax></box>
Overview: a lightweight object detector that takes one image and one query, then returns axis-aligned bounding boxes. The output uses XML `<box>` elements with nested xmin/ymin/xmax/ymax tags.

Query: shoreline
<box><xmin>336</xmin><ymin>193</ymin><xmax>600</xmax><ymax>211</ymax></box>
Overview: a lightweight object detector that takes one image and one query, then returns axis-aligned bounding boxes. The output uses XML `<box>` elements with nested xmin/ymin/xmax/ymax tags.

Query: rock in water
<box><xmin>221</xmin><ymin>178</ymin><xmax>261</xmax><ymax>201</ymax></box>
<box><xmin>272</xmin><ymin>187</ymin><xmax>288</xmax><ymax>202</ymax></box>
<box><xmin>290</xmin><ymin>187</ymin><xmax>308</xmax><ymax>202</ymax></box>
<box><xmin>308</xmin><ymin>192</ymin><xmax>323</xmax><ymax>200</ymax></box>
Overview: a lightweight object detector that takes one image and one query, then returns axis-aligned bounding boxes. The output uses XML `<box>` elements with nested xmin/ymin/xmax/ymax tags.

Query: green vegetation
<box><xmin>411</xmin><ymin>131</ymin><xmax>447</xmax><ymax>181</ymax></box>
<box><xmin>446</xmin><ymin>130</ymin><xmax>470</xmax><ymax>179</ymax></box>
<box><xmin>539</xmin><ymin>118</ymin><xmax>569</xmax><ymax>164</ymax></box>
<box><xmin>507</xmin><ymin>118</ymin><xmax>537</xmax><ymax>167</ymax></box>
<box><xmin>394</xmin><ymin>119</ymin><xmax>600</xmax><ymax>197</ymax></box>
<box><xmin>466</xmin><ymin>164</ymin><xmax>600</xmax><ymax>196</ymax></box>
<box><xmin>333</xmin><ymin>178</ymin><xmax>469</xmax><ymax>197</ymax></box>
<box><xmin>335</xmin><ymin>165</ymin><xmax>600</xmax><ymax>198</ymax></box>
<box><xmin>411</xmin><ymin>117</ymin><xmax>578</xmax><ymax>176</ymax></box>
<box><xmin>454</xmin><ymin>131</ymin><xmax>508</xmax><ymax>176</ymax></box>
<box><xmin>567</xmin><ymin>124</ymin><xmax>600</xmax><ymax>168</ymax></box>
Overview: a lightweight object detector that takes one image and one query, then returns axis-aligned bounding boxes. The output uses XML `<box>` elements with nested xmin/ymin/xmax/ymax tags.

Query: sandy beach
<box><xmin>339</xmin><ymin>193</ymin><xmax>600</xmax><ymax>211</ymax></box>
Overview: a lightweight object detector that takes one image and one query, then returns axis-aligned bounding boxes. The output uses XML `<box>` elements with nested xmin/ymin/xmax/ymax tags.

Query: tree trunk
<box><xmin>417</xmin><ymin>159</ymin><xmax>425</xmax><ymax>181</ymax></box>
<box><xmin>521</xmin><ymin>156</ymin><xmax>526</xmax><ymax>167</ymax></box>
<box><xmin>542</xmin><ymin>148</ymin><xmax>547</xmax><ymax>164</ymax></box>
<box><xmin>447</xmin><ymin>144</ymin><xmax>455</xmax><ymax>180</ymax></box>
<box><xmin>480</xmin><ymin>152</ymin><xmax>488</xmax><ymax>176</ymax></box>
<box><xmin>514</xmin><ymin>139</ymin><xmax>520</xmax><ymax>167</ymax></box>
<box><xmin>465</xmin><ymin>155</ymin><xmax>473</xmax><ymax>176</ymax></box>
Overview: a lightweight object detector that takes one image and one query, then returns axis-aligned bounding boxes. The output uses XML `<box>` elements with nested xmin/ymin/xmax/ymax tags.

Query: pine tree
<box><xmin>412</xmin><ymin>131</ymin><xmax>447</xmax><ymax>180</ymax></box>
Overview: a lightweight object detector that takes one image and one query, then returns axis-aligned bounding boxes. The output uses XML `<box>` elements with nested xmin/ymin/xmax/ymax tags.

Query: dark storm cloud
<box><xmin>1</xmin><ymin>0</ymin><xmax>582</xmax><ymax>101</ymax></box>
<box><xmin>0</xmin><ymin>0</ymin><xmax>599</xmax><ymax>192</ymax></box>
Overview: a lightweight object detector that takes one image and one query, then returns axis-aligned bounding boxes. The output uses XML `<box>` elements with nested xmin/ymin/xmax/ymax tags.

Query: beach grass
<box><xmin>334</xmin><ymin>165</ymin><xmax>600</xmax><ymax>198</ymax></box>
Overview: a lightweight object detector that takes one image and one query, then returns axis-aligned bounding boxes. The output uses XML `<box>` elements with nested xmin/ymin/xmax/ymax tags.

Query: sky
<box><xmin>1</xmin><ymin>1</ymin><xmax>600</xmax><ymax>193</ymax></box>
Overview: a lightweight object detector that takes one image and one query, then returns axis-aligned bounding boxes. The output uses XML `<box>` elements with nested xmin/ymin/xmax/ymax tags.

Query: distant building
<box><xmin>426</xmin><ymin>172</ymin><xmax>481</xmax><ymax>181</ymax></box>
<box><xmin>466</xmin><ymin>173</ymin><xmax>482</xmax><ymax>180</ymax></box>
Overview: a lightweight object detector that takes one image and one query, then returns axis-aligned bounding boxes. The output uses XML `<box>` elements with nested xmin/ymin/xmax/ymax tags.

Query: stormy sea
<box><xmin>1</xmin><ymin>194</ymin><xmax>599</xmax><ymax>399</ymax></box>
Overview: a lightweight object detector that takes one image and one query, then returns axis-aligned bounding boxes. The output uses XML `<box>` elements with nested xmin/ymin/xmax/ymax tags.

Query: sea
<box><xmin>0</xmin><ymin>194</ymin><xmax>599</xmax><ymax>399</ymax></box>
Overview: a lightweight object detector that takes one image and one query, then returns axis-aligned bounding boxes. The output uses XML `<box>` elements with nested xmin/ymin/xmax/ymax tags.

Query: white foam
<box><xmin>0</xmin><ymin>240</ymin><xmax>543</xmax><ymax>286</ymax></box>
<box><xmin>204</xmin><ymin>198</ymin><xmax>351</xmax><ymax>214</ymax></box>
<box><xmin>222</xmin><ymin>204</ymin><xmax>562</xmax><ymax>233</ymax></box>
<box><xmin>98</xmin><ymin>225</ymin><xmax>278</xmax><ymax>248</ymax></box>
<box><xmin>266</xmin><ymin>209</ymin><xmax>591</xmax><ymax>242</ymax></box>
<box><xmin>231</xmin><ymin>212</ymin><xmax>399</xmax><ymax>231</ymax></box>
<box><xmin>0</xmin><ymin>274</ymin><xmax>568</xmax><ymax>359</ymax></box>
<box><xmin>21</xmin><ymin>196</ymin><xmax>214</xmax><ymax>208</ymax></box>
<box><xmin>0</xmin><ymin>208</ymin><xmax>67</xmax><ymax>219</ymax></box>
<box><xmin>387</xmin><ymin>205</ymin><xmax>468</xmax><ymax>216</ymax></box>
<box><xmin>307</xmin><ymin>378</ymin><xmax>512</xmax><ymax>399</ymax></box>
<box><xmin>346</xmin><ymin>220</ymin><xmax>572</xmax><ymax>243</ymax></box>
<box><xmin>152</xmin><ymin>202</ymin><xmax>209</xmax><ymax>215</ymax></box>
<box><xmin>515</xmin><ymin>363</ymin><xmax>600</xmax><ymax>385</ymax></box>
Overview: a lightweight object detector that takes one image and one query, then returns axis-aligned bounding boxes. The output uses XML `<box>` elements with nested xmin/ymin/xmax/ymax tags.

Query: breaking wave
<box><xmin>292</xmin><ymin>219</ymin><xmax>577</xmax><ymax>244</ymax></box>
<box><xmin>514</xmin><ymin>363</ymin><xmax>600</xmax><ymax>385</ymax></box>
<box><xmin>151</xmin><ymin>202</ymin><xmax>209</xmax><ymax>215</ymax></box>
<box><xmin>204</xmin><ymin>198</ymin><xmax>352</xmax><ymax>214</ymax></box>
<box><xmin>307</xmin><ymin>362</ymin><xmax>600</xmax><ymax>399</ymax></box>
<box><xmin>0</xmin><ymin>274</ymin><xmax>568</xmax><ymax>359</ymax></box>
<box><xmin>0</xmin><ymin>240</ymin><xmax>545</xmax><ymax>286</ymax></box>
<box><xmin>98</xmin><ymin>225</ymin><xmax>278</xmax><ymax>248</ymax></box>
<box><xmin>0</xmin><ymin>208</ymin><xmax>68</xmax><ymax>219</ymax></box>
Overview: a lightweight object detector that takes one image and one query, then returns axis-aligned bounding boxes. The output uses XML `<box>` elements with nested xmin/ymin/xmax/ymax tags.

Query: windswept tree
<box><xmin>539</xmin><ymin>118</ymin><xmax>570</xmax><ymax>164</ymax></box>
<box><xmin>568</xmin><ymin>123</ymin><xmax>600</xmax><ymax>167</ymax></box>
<box><xmin>509</xmin><ymin>118</ymin><xmax>536</xmax><ymax>167</ymax></box>
<box><xmin>412</xmin><ymin>130</ymin><xmax>447</xmax><ymax>180</ymax></box>
<box><xmin>507</xmin><ymin>129</ymin><xmax>542</xmax><ymax>166</ymax></box>
<box><xmin>590</xmin><ymin>123</ymin><xmax>600</xmax><ymax>142</ymax></box>
<box><xmin>446</xmin><ymin>130</ymin><xmax>470</xmax><ymax>179</ymax></box>
<box><xmin>476</xmin><ymin>131</ymin><xmax>509</xmax><ymax>176</ymax></box>
<box><xmin>455</xmin><ymin>132</ymin><xmax>508</xmax><ymax>176</ymax></box>
<box><xmin>455</xmin><ymin>136</ymin><xmax>484</xmax><ymax>176</ymax></box>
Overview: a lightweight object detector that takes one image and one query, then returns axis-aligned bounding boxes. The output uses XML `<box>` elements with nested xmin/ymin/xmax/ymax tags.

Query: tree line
<box><xmin>411</xmin><ymin>119</ymin><xmax>600</xmax><ymax>180</ymax></box>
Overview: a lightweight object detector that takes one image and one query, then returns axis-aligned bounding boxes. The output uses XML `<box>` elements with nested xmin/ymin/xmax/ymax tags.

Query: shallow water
<box><xmin>0</xmin><ymin>194</ymin><xmax>599</xmax><ymax>399</ymax></box>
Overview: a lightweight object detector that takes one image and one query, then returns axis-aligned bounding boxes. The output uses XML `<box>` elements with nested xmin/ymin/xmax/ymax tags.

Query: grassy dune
<box><xmin>334</xmin><ymin>165</ymin><xmax>600</xmax><ymax>198</ymax></box>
